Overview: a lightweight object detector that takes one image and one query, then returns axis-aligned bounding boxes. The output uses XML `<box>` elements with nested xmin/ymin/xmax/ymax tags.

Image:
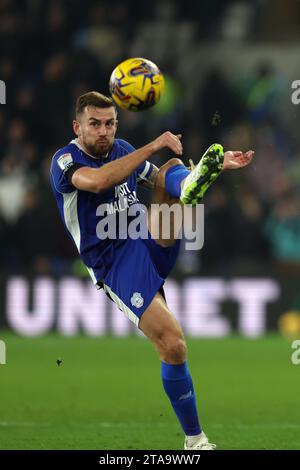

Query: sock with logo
<box><xmin>161</xmin><ymin>361</ymin><xmax>201</xmax><ymax>436</ymax></box>
<box><xmin>165</xmin><ymin>165</ymin><xmax>190</xmax><ymax>198</ymax></box>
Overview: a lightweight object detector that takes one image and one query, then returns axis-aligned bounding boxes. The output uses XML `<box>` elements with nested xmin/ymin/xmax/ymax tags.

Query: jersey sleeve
<box><xmin>117</xmin><ymin>139</ymin><xmax>156</xmax><ymax>184</ymax></box>
<box><xmin>136</xmin><ymin>160</ymin><xmax>155</xmax><ymax>183</ymax></box>
<box><xmin>50</xmin><ymin>150</ymin><xmax>83</xmax><ymax>193</ymax></box>
<box><xmin>117</xmin><ymin>138</ymin><xmax>156</xmax><ymax>185</ymax></box>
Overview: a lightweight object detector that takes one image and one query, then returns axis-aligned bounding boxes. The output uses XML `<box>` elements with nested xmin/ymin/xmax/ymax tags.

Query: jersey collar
<box><xmin>70</xmin><ymin>138</ymin><xmax>109</xmax><ymax>159</ymax></box>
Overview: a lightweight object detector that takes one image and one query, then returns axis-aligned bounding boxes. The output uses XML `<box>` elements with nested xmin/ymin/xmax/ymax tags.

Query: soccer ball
<box><xmin>109</xmin><ymin>57</ymin><xmax>165</xmax><ymax>111</ymax></box>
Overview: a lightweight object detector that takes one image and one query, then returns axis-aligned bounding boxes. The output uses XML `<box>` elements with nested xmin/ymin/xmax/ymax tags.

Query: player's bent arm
<box><xmin>71</xmin><ymin>131</ymin><xmax>182</xmax><ymax>193</ymax></box>
<box><xmin>71</xmin><ymin>142</ymin><xmax>155</xmax><ymax>193</ymax></box>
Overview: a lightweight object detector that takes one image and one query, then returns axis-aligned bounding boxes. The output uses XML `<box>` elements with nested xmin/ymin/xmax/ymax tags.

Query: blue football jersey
<box><xmin>50</xmin><ymin>138</ymin><xmax>154</xmax><ymax>283</ymax></box>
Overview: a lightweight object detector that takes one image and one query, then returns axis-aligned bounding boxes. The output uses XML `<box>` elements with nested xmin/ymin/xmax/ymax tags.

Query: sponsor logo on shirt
<box><xmin>105</xmin><ymin>182</ymin><xmax>139</xmax><ymax>214</ymax></box>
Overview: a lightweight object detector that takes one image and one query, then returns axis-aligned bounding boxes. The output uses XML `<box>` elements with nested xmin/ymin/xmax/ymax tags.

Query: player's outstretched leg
<box><xmin>161</xmin><ymin>144</ymin><xmax>224</xmax><ymax>206</ymax></box>
<box><xmin>139</xmin><ymin>292</ymin><xmax>216</xmax><ymax>450</ymax></box>
<box><xmin>148</xmin><ymin>158</ymin><xmax>187</xmax><ymax>248</ymax></box>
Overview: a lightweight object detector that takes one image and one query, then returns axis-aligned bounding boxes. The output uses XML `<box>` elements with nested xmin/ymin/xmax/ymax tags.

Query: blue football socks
<box><xmin>165</xmin><ymin>164</ymin><xmax>190</xmax><ymax>198</ymax></box>
<box><xmin>161</xmin><ymin>361</ymin><xmax>201</xmax><ymax>436</ymax></box>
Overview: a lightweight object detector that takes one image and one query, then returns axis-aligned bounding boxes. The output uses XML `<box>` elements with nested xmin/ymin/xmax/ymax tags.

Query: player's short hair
<box><xmin>75</xmin><ymin>91</ymin><xmax>116</xmax><ymax>118</ymax></box>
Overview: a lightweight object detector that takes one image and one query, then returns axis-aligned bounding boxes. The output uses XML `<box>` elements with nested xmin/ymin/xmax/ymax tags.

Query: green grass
<box><xmin>0</xmin><ymin>333</ymin><xmax>299</xmax><ymax>450</ymax></box>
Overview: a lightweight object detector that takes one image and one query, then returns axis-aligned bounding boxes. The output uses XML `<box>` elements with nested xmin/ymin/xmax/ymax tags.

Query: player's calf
<box><xmin>148</xmin><ymin>158</ymin><xmax>186</xmax><ymax>247</ymax></box>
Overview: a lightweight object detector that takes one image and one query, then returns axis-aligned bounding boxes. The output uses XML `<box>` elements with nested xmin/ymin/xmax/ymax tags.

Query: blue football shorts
<box><xmin>100</xmin><ymin>235</ymin><xmax>181</xmax><ymax>327</ymax></box>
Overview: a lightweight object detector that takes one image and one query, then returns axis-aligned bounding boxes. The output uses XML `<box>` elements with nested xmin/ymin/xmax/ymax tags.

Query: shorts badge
<box><xmin>130</xmin><ymin>292</ymin><xmax>144</xmax><ymax>309</ymax></box>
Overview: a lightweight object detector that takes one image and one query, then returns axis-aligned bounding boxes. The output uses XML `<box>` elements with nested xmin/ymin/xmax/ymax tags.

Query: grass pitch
<box><xmin>0</xmin><ymin>333</ymin><xmax>299</xmax><ymax>450</ymax></box>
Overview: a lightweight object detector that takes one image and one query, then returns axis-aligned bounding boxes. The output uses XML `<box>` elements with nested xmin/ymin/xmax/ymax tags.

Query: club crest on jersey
<box><xmin>57</xmin><ymin>153</ymin><xmax>74</xmax><ymax>171</ymax></box>
<box><xmin>130</xmin><ymin>292</ymin><xmax>144</xmax><ymax>309</ymax></box>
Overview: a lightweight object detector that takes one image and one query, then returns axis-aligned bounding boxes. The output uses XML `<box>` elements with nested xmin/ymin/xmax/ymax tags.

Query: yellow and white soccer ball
<box><xmin>109</xmin><ymin>57</ymin><xmax>165</xmax><ymax>111</ymax></box>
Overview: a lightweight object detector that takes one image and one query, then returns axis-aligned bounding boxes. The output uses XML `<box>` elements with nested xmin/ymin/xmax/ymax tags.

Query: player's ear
<box><xmin>73</xmin><ymin>119</ymin><xmax>81</xmax><ymax>137</ymax></box>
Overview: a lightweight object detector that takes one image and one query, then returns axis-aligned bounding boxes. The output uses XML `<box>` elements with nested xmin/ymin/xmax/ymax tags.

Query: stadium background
<box><xmin>0</xmin><ymin>0</ymin><xmax>300</xmax><ymax>450</ymax></box>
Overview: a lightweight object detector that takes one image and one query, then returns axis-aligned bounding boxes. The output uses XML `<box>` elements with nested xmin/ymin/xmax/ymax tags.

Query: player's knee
<box><xmin>156</xmin><ymin>158</ymin><xmax>184</xmax><ymax>187</ymax></box>
<box><xmin>166</xmin><ymin>157</ymin><xmax>184</xmax><ymax>168</ymax></box>
<box><xmin>163</xmin><ymin>336</ymin><xmax>187</xmax><ymax>364</ymax></box>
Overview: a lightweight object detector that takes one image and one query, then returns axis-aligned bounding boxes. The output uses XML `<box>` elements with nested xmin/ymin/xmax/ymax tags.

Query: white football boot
<box><xmin>184</xmin><ymin>431</ymin><xmax>216</xmax><ymax>450</ymax></box>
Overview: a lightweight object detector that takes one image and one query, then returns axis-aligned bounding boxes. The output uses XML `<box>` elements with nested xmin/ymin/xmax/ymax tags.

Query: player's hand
<box><xmin>223</xmin><ymin>150</ymin><xmax>254</xmax><ymax>170</ymax></box>
<box><xmin>150</xmin><ymin>131</ymin><xmax>183</xmax><ymax>155</ymax></box>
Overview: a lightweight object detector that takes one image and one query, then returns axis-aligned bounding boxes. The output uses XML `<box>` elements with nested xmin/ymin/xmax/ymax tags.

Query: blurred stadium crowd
<box><xmin>1</xmin><ymin>0</ymin><xmax>300</xmax><ymax>277</ymax></box>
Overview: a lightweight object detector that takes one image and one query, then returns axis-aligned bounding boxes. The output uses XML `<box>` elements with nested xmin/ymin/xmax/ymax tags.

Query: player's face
<box><xmin>75</xmin><ymin>106</ymin><xmax>118</xmax><ymax>157</ymax></box>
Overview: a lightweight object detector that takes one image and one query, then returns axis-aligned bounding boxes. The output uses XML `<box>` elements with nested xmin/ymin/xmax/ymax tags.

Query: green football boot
<box><xmin>180</xmin><ymin>143</ymin><xmax>224</xmax><ymax>206</ymax></box>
